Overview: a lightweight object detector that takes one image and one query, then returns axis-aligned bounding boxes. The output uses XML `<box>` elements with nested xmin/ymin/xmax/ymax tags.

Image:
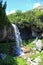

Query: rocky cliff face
<box><xmin>0</xmin><ymin>26</ymin><xmax>7</xmax><ymax>42</ymax></box>
<box><xmin>0</xmin><ymin>24</ymin><xmax>43</xmax><ymax>42</ymax></box>
<box><xmin>19</xmin><ymin>27</ymin><xmax>32</xmax><ymax>41</ymax></box>
<box><xmin>0</xmin><ymin>25</ymin><xmax>32</xmax><ymax>42</ymax></box>
<box><xmin>0</xmin><ymin>26</ymin><xmax>15</xmax><ymax>42</ymax></box>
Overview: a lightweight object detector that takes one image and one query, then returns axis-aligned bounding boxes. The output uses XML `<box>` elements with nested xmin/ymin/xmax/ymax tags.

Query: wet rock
<box><xmin>0</xmin><ymin>53</ymin><xmax>6</xmax><ymax>60</ymax></box>
<box><xmin>11</xmin><ymin>46</ymin><xmax>24</xmax><ymax>56</ymax></box>
<box><xmin>32</xmin><ymin>30</ymin><xmax>38</xmax><ymax>37</ymax></box>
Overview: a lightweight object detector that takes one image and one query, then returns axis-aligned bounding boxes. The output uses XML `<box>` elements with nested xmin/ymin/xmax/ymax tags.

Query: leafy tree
<box><xmin>0</xmin><ymin>0</ymin><xmax>11</xmax><ymax>41</ymax></box>
<box><xmin>0</xmin><ymin>0</ymin><xmax>11</xmax><ymax>27</ymax></box>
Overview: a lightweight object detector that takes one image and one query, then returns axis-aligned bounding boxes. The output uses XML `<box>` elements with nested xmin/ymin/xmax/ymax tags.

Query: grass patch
<box><xmin>16</xmin><ymin>57</ymin><xmax>27</xmax><ymax>65</ymax></box>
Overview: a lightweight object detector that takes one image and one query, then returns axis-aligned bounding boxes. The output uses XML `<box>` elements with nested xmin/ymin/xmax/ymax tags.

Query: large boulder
<box><xmin>36</xmin><ymin>39</ymin><xmax>42</xmax><ymax>51</ymax></box>
<box><xmin>32</xmin><ymin>30</ymin><xmax>38</xmax><ymax>37</ymax></box>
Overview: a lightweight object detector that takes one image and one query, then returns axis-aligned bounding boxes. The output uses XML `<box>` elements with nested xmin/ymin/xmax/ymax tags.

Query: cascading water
<box><xmin>12</xmin><ymin>24</ymin><xmax>24</xmax><ymax>56</ymax></box>
<box><xmin>12</xmin><ymin>24</ymin><xmax>22</xmax><ymax>47</ymax></box>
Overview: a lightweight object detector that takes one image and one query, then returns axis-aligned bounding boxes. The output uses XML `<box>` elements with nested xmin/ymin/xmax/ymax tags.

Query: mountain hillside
<box><xmin>7</xmin><ymin>6</ymin><xmax>43</xmax><ymax>31</ymax></box>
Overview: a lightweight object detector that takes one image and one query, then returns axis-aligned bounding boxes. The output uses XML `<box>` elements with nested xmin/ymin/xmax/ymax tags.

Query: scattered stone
<box><xmin>27</xmin><ymin>56</ymin><xmax>41</xmax><ymax>65</ymax></box>
<box><xmin>30</xmin><ymin>61</ymin><xmax>38</xmax><ymax>65</ymax></box>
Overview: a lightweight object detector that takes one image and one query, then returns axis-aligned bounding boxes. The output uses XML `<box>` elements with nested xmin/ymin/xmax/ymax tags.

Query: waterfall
<box><xmin>12</xmin><ymin>24</ymin><xmax>22</xmax><ymax>47</ymax></box>
<box><xmin>12</xmin><ymin>24</ymin><xmax>24</xmax><ymax>56</ymax></box>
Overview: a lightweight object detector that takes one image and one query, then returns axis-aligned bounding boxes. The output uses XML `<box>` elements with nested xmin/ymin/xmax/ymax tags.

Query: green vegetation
<box><xmin>8</xmin><ymin>8</ymin><xmax>43</xmax><ymax>32</ymax></box>
<box><xmin>0</xmin><ymin>43</ymin><xmax>27</xmax><ymax>65</ymax></box>
<box><xmin>0</xmin><ymin>54</ymin><xmax>27</xmax><ymax>65</ymax></box>
<box><xmin>0</xmin><ymin>39</ymin><xmax>43</xmax><ymax>65</ymax></box>
<box><xmin>23</xmin><ymin>39</ymin><xmax>43</xmax><ymax>65</ymax></box>
<box><xmin>0</xmin><ymin>42</ymin><xmax>15</xmax><ymax>53</ymax></box>
<box><xmin>23</xmin><ymin>38</ymin><xmax>36</xmax><ymax>48</ymax></box>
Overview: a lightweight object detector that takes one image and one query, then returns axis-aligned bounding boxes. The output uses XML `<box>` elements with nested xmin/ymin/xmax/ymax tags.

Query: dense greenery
<box><xmin>0</xmin><ymin>1</ymin><xmax>12</xmax><ymax>41</ymax></box>
<box><xmin>8</xmin><ymin>8</ymin><xmax>43</xmax><ymax>31</ymax></box>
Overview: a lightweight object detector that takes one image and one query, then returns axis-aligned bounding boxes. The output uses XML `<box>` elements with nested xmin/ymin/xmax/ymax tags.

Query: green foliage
<box><xmin>16</xmin><ymin>57</ymin><xmax>27</xmax><ymax>65</ymax></box>
<box><xmin>0</xmin><ymin>42</ymin><xmax>15</xmax><ymax>53</ymax></box>
<box><xmin>23</xmin><ymin>38</ymin><xmax>36</xmax><ymax>48</ymax></box>
<box><xmin>8</xmin><ymin>7</ymin><xmax>43</xmax><ymax>31</ymax></box>
<box><xmin>0</xmin><ymin>39</ymin><xmax>43</xmax><ymax>65</ymax></box>
<box><xmin>0</xmin><ymin>55</ymin><xmax>27</xmax><ymax>65</ymax></box>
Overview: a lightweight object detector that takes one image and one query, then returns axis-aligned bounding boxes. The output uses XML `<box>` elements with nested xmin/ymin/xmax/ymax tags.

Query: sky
<box><xmin>3</xmin><ymin>0</ymin><xmax>43</xmax><ymax>15</ymax></box>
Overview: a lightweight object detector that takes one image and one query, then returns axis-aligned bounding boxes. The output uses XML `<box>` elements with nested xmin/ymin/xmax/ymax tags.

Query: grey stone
<box><xmin>32</xmin><ymin>30</ymin><xmax>38</xmax><ymax>37</ymax></box>
<box><xmin>36</xmin><ymin>39</ymin><xmax>42</xmax><ymax>51</ymax></box>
